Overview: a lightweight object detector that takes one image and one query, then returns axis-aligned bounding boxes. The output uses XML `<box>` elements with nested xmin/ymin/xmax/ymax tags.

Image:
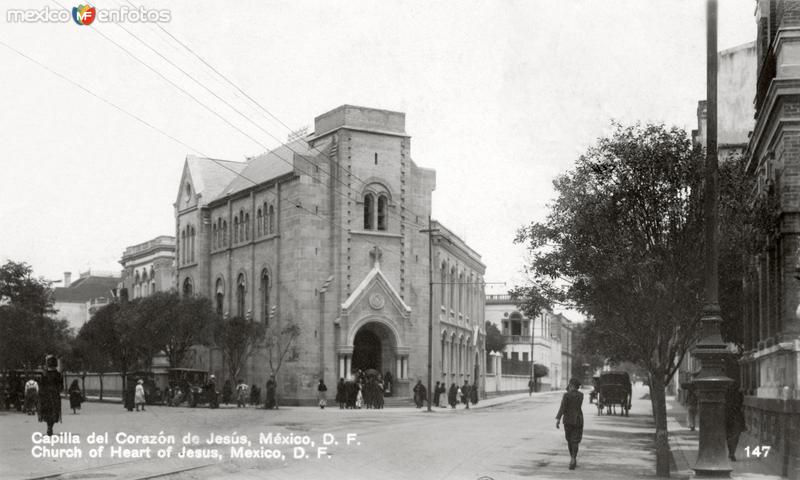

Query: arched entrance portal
<box><xmin>351</xmin><ymin>322</ymin><xmax>397</xmax><ymax>376</ymax></box>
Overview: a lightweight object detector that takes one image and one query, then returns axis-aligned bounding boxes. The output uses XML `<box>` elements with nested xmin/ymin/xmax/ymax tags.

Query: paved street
<box><xmin>0</xmin><ymin>386</ymin><xmax>659</xmax><ymax>480</ymax></box>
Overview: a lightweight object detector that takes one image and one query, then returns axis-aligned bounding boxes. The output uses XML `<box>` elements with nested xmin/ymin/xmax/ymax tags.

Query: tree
<box><xmin>134</xmin><ymin>292</ymin><xmax>216</xmax><ymax>368</ymax></box>
<box><xmin>266</xmin><ymin>321</ymin><xmax>301</xmax><ymax>377</ymax></box>
<box><xmin>513</xmin><ymin>123</ymin><xmax>708</xmax><ymax>477</ymax></box>
<box><xmin>484</xmin><ymin>321</ymin><xmax>506</xmax><ymax>354</ymax></box>
<box><xmin>215</xmin><ymin>315</ymin><xmax>266</xmax><ymax>382</ymax></box>
<box><xmin>0</xmin><ymin>261</ymin><xmax>72</xmax><ymax>370</ymax></box>
<box><xmin>79</xmin><ymin>302</ymin><xmax>142</xmax><ymax>395</ymax></box>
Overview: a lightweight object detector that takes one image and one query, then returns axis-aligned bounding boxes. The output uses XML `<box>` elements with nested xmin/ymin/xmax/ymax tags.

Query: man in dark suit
<box><xmin>556</xmin><ymin>378</ymin><xmax>584</xmax><ymax>470</ymax></box>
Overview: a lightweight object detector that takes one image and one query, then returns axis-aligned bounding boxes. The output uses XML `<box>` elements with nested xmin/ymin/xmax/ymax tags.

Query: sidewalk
<box><xmin>83</xmin><ymin>389</ymin><xmax>563</xmax><ymax>411</ymax></box>
<box><xmin>666</xmin><ymin>395</ymin><xmax>784</xmax><ymax>479</ymax></box>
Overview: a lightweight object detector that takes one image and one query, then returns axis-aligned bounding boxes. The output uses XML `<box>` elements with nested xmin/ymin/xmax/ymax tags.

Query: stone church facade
<box><xmin>174</xmin><ymin>105</ymin><xmax>485</xmax><ymax>404</ymax></box>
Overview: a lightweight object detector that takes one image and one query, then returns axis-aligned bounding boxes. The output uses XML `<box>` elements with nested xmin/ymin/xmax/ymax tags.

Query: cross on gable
<box><xmin>369</xmin><ymin>245</ymin><xmax>383</xmax><ymax>268</ymax></box>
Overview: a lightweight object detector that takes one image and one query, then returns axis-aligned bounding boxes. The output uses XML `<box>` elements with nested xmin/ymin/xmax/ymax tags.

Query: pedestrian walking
<box><xmin>265</xmin><ymin>375</ymin><xmax>277</xmax><ymax>409</ymax></box>
<box><xmin>528</xmin><ymin>379</ymin><xmax>535</xmax><ymax>396</ymax></box>
<box><xmin>250</xmin><ymin>383</ymin><xmax>259</xmax><ymax>407</ymax></box>
<box><xmin>222</xmin><ymin>379</ymin><xmax>232</xmax><ymax>405</ymax></box>
<box><xmin>470</xmin><ymin>381</ymin><xmax>478</xmax><ymax>405</ymax></box>
<box><xmin>726</xmin><ymin>383</ymin><xmax>746</xmax><ymax>461</ymax></box>
<box><xmin>134</xmin><ymin>379</ymin><xmax>146</xmax><ymax>411</ymax></box>
<box><xmin>448</xmin><ymin>383</ymin><xmax>457</xmax><ymax>409</ymax></box>
<box><xmin>356</xmin><ymin>384</ymin><xmax>364</xmax><ymax>409</ymax></box>
<box><xmin>433</xmin><ymin>381</ymin><xmax>441</xmax><ymax>407</ymax></box>
<box><xmin>686</xmin><ymin>384</ymin><xmax>698</xmax><ymax>431</ymax></box>
<box><xmin>236</xmin><ymin>379</ymin><xmax>248</xmax><ymax>408</ymax></box>
<box><xmin>38</xmin><ymin>355</ymin><xmax>62</xmax><ymax>436</ymax></box>
<box><xmin>24</xmin><ymin>377</ymin><xmax>39</xmax><ymax>415</ymax></box>
<box><xmin>413</xmin><ymin>379</ymin><xmax>426</xmax><ymax>408</ymax></box>
<box><xmin>68</xmin><ymin>379</ymin><xmax>83</xmax><ymax>414</ymax></box>
<box><xmin>317</xmin><ymin>379</ymin><xmax>328</xmax><ymax>409</ymax></box>
<box><xmin>461</xmin><ymin>380</ymin><xmax>470</xmax><ymax>409</ymax></box>
<box><xmin>336</xmin><ymin>378</ymin><xmax>346</xmax><ymax>409</ymax></box>
<box><xmin>555</xmin><ymin>378</ymin><xmax>584</xmax><ymax>470</ymax></box>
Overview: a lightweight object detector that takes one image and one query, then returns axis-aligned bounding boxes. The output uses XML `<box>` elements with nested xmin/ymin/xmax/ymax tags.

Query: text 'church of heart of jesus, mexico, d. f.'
<box><xmin>173</xmin><ymin>105</ymin><xmax>486</xmax><ymax>404</ymax></box>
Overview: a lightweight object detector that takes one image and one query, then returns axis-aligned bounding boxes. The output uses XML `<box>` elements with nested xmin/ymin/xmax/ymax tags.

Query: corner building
<box><xmin>740</xmin><ymin>2</ymin><xmax>800</xmax><ymax>477</ymax></box>
<box><xmin>174</xmin><ymin>105</ymin><xmax>486</xmax><ymax>404</ymax></box>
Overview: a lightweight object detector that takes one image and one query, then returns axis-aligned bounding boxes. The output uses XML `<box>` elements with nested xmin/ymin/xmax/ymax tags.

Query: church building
<box><xmin>174</xmin><ymin>105</ymin><xmax>486</xmax><ymax>404</ymax></box>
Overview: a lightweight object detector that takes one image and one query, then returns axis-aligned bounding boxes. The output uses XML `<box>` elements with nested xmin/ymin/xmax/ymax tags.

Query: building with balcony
<box><xmin>120</xmin><ymin>235</ymin><xmax>176</xmax><ymax>299</ymax></box>
<box><xmin>484</xmin><ymin>294</ymin><xmax>564</xmax><ymax>390</ymax></box>
<box><xmin>53</xmin><ymin>270</ymin><xmax>121</xmax><ymax>331</ymax></box>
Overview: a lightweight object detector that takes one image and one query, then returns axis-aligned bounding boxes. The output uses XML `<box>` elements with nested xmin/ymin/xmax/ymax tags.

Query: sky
<box><xmin>0</xmin><ymin>0</ymin><xmax>756</xmax><ymax>320</ymax></box>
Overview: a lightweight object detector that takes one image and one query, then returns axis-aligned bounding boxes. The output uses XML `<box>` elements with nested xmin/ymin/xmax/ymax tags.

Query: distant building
<box><xmin>53</xmin><ymin>270</ymin><xmax>121</xmax><ymax>331</ymax></box>
<box><xmin>553</xmin><ymin>314</ymin><xmax>574</xmax><ymax>387</ymax></box>
<box><xmin>691</xmin><ymin>41</ymin><xmax>757</xmax><ymax>158</ymax></box>
<box><xmin>120</xmin><ymin>235</ymin><xmax>176</xmax><ymax>299</ymax></box>
<box><xmin>484</xmin><ymin>294</ymin><xmax>564</xmax><ymax>390</ymax></box>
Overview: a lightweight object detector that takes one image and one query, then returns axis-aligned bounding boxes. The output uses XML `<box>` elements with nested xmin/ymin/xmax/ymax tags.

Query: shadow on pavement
<box><xmin>507</xmin><ymin>415</ymin><xmax>658</xmax><ymax>478</ymax></box>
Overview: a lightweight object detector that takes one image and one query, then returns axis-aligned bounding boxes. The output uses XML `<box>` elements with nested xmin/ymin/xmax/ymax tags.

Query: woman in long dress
<box><xmin>134</xmin><ymin>379</ymin><xmax>146</xmax><ymax>411</ymax></box>
<box><xmin>555</xmin><ymin>378</ymin><xmax>584</xmax><ymax>470</ymax></box>
<box><xmin>317</xmin><ymin>379</ymin><xmax>328</xmax><ymax>409</ymax></box>
<box><xmin>38</xmin><ymin>355</ymin><xmax>62</xmax><ymax>436</ymax></box>
<box><xmin>68</xmin><ymin>379</ymin><xmax>83</xmax><ymax>414</ymax></box>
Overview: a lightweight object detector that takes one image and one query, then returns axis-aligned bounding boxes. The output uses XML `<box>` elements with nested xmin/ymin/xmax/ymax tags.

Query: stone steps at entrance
<box><xmin>381</xmin><ymin>396</ymin><xmax>414</xmax><ymax>408</ymax></box>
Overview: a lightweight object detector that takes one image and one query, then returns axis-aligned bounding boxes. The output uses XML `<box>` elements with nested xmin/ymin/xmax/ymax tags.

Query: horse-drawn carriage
<box><xmin>595</xmin><ymin>371</ymin><xmax>632</xmax><ymax>416</ymax></box>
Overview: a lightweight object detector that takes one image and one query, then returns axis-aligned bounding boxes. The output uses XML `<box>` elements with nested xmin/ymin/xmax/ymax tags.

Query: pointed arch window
<box><xmin>212</xmin><ymin>223</ymin><xmax>218</xmax><ymax>249</ymax></box>
<box><xmin>245</xmin><ymin>213</ymin><xmax>250</xmax><ymax>241</ymax></box>
<box><xmin>257</xmin><ymin>208</ymin><xmax>263</xmax><ymax>237</ymax></box>
<box><xmin>222</xmin><ymin>220</ymin><xmax>228</xmax><ymax>246</ymax></box>
<box><xmin>363</xmin><ymin>194</ymin><xmax>375</xmax><ymax>230</ymax></box>
<box><xmin>236</xmin><ymin>274</ymin><xmax>246</xmax><ymax>318</ymax></box>
<box><xmin>260</xmin><ymin>269</ymin><xmax>271</xmax><ymax>325</ymax></box>
<box><xmin>233</xmin><ymin>217</ymin><xmax>239</xmax><ymax>244</ymax></box>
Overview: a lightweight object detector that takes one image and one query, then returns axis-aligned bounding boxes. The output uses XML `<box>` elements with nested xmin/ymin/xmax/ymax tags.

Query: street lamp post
<box><xmin>692</xmin><ymin>1</ymin><xmax>733</xmax><ymax>476</ymax></box>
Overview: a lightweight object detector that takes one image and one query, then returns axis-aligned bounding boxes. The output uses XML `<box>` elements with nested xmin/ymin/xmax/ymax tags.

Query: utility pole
<box><xmin>421</xmin><ymin>216</ymin><xmax>439</xmax><ymax>413</ymax></box>
<box><xmin>692</xmin><ymin>0</ymin><xmax>733</xmax><ymax>476</ymax></box>
<box><xmin>529</xmin><ymin>316</ymin><xmax>535</xmax><ymax>393</ymax></box>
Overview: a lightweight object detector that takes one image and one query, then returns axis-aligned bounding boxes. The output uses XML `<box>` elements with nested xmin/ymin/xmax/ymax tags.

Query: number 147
<box><xmin>744</xmin><ymin>446</ymin><xmax>771</xmax><ymax>458</ymax></box>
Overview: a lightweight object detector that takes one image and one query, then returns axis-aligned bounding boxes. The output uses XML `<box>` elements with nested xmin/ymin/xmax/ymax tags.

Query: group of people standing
<box><xmin>219</xmin><ymin>375</ymin><xmax>278</xmax><ymax>409</ymax></box>
<box><xmin>335</xmin><ymin>372</ymin><xmax>385</xmax><ymax>409</ymax></box>
<box><xmin>422</xmin><ymin>380</ymin><xmax>478</xmax><ymax>409</ymax></box>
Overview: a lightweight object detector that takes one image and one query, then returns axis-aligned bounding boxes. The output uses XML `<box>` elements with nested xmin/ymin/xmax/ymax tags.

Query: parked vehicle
<box><xmin>166</xmin><ymin>368</ymin><xmax>217</xmax><ymax>408</ymax></box>
<box><xmin>596</xmin><ymin>371</ymin><xmax>632</xmax><ymax>416</ymax></box>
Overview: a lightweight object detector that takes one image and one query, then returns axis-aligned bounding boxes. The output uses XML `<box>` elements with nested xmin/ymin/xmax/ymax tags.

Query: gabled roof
<box><xmin>185</xmin><ymin>138</ymin><xmax>332</xmax><ymax>204</ymax></box>
<box><xmin>184</xmin><ymin>156</ymin><xmax>247</xmax><ymax>205</ymax></box>
<box><xmin>342</xmin><ymin>263</ymin><xmax>411</xmax><ymax>315</ymax></box>
<box><xmin>53</xmin><ymin>275</ymin><xmax>120</xmax><ymax>303</ymax></box>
